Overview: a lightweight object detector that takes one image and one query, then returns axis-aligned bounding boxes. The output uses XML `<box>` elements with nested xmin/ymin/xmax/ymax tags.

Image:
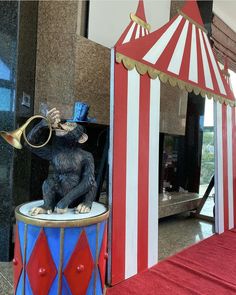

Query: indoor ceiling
<box><xmin>213</xmin><ymin>0</ymin><xmax>236</xmax><ymax>32</ymax></box>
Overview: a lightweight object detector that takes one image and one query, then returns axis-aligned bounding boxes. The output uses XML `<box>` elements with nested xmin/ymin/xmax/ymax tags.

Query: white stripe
<box><xmin>141</xmin><ymin>26</ymin><xmax>145</xmax><ymax>37</ymax></box>
<box><xmin>107</xmin><ymin>49</ymin><xmax>115</xmax><ymax>284</ymax></box>
<box><xmin>125</xmin><ymin>68</ymin><xmax>140</xmax><ymax>278</ymax></box>
<box><xmin>203</xmin><ymin>32</ymin><xmax>226</xmax><ymax>95</ymax></box>
<box><xmin>148</xmin><ymin>78</ymin><xmax>160</xmax><ymax>267</ymax></box>
<box><xmin>199</xmin><ymin>29</ymin><xmax>213</xmax><ymax>90</ymax></box>
<box><xmin>146</xmin><ymin>29</ymin><xmax>149</xmax><ymax>35</ymax></box>
<box><xmin>135</xmin><ymin>24</ymin><xmax>141</xmax><ymax>39</ymax></box>
<box><xmin>168</xmin><ymin>20</ymin><xmax>189</xmax><ymax>75</ymax></box>
<box><xmin>143</xmin><ymin>15</ymin><xmax>183</xmax><ymax>64</ymax></box>
<box><xmin>227</xmin><ymin>106</ymin><xmax>234</xmax><ymax>229</ymax></box>
<box><xmin>189</xmin><ymin>25</ymin><xmax>198</xmax><ymax>83</ymax></box>
<box><xmin>214</xmin><ymin>102</ymin><xmax>224</xmax><ymax>233</ymax></box>
<box><xmin>123</xmin><ymin>22</ymin><xmax>136</xmax><ymax>44</ymax></box>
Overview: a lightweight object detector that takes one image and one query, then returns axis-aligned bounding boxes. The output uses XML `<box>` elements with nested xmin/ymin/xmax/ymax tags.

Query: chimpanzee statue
<box><xmin>28</xmin><ymin>108</ymin><xmax>97</xmax><ymax>215</ymax></box>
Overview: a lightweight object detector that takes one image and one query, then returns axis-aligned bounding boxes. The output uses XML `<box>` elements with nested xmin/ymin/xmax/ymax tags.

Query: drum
<box><xmin>13</xmin><ymin>201</ymin><xmax>109</xmax><ymax>295</ymax></box>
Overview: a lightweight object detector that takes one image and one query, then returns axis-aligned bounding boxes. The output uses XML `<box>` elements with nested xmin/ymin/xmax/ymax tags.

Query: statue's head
<box><xmin>55</xmin><ymin>122</ymin><xmax>88</xmax><ymax>144</ymax></box>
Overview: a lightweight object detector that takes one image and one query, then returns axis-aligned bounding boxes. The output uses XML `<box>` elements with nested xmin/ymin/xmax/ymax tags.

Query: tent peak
<box><xmin>180</xmin><ymin>0</ymin><xmax>205</xmax><ymax>31</ymax></box>
<box><xmin>130</xmin><ymin>13</ymin><xmax>151</xmax><ymax>32</ymax></box>
<box><xmin>115</xmin><ymin>0</ymin><xmax>150</xmax><ymax>47</ymax></box>
<box><xmin>222</xmin><ymin>56</ymin><xmax>230</xmax><ymax>77</ymax></box>
<box><xmin>135</xmin><ymin>0</ymin><xmax>147</xmax><ymax>22</ymax></box>
<box><xmin>130</xmin><ymin>0</ymin><xmax>150</xmax><ymax>31</ymax></box>
<box><xmin>221</xmin><ymin>57</ymin><xmax>235</xmax><ymax>100</ymax></box>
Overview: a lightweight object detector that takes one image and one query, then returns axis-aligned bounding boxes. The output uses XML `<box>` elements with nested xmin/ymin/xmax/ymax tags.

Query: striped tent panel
<box><xmin>215</xmin><ymin>102</ymin><xmax>236</xmax><ymax>233</ymax></box>
<box><xmin>110</xmin><ymin>62</ymin><xmax>160</xmax><ymax>284</ymax></box>
<box><xmin>116</xmin><ymin>0</ymin><xmax>150</xmax><ymax>47</ymax></box>
<box><xmin>121</xmin><ymin>21</ymin><xmax>149</xmax><ymax>45</ymax></box>
<box><xmin>116</xmin><ymin>1</ymin><xmax>235</xmax><ymax>104</ymax></box>
<box><xmin>142</xmin><ymin>14</ymin><xmax>226</xmax><ymax>96</ymax></box>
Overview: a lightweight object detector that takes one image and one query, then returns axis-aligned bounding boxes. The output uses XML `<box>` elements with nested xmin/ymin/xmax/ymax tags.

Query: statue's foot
<box><xmin>75</xmin><ymin>203</ymin><xmax>91</xmax><ymax>214</ymax></box>
<box><xmin>55</xmin><ymin>207</ymin><xmax>68</xmax><ymax>214</ymax></box>
<box><xmin>29</xmin><ymin>207</ymin><xmax>52</xmax><ymax>216</ymax></box>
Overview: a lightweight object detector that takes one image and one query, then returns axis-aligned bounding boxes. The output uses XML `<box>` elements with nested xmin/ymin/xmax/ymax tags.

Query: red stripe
<box><xmin>131</xmin><ymin>24</ymin><xmax>139</xmax><ymax>42</ymax></box>
<box><xmin>222</xmin><ymin>105</ymin><xmax>229</xmax><ymax>230</ymax></box>
<box><xmin>179</xmin><ymin>23</ymin><xmax>192</xmax><ymax>81</ymax></box>
<box><xmin>137</xmin><ymin>74</ymin><xmax>150</xmax><ymax>272</ymax></box>
<box><xmin>156</xmin><ymin>18</ymin><xmax>186</xmax><ymax>73</ymax></box>
<box><xmin>111</xmin><ymin>62</ymin><xmax>128</xmax><ymax>284</ymax></box>
<box><xmin>231</xmin><ymin>107</ymin><xmax>236</xmax><ymax>227</ymax></box>
<box><xmin>195</xmin><ymin>28</ymin><xmax>205</xmax><ymax>89</ymax></box>
<box><xmin>201</xmin><ymin>32</ymin><xmax>220</xmax><ymax>95</ymax></box>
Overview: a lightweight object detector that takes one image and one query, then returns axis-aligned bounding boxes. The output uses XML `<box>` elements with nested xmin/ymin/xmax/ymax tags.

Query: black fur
<box><xmin>27</xmin><ymin>121</ymin><xmax>97</xmax><ymax>211</ymax></box>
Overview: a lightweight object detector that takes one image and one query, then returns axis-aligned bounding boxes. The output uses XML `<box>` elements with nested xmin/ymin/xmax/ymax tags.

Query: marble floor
<box><xmin>0</xmin><ymin>215</ymin><xmax>214</xmax><ymax>295</ymax></box>
<box><xmin>158</xmin><ymin>213</ymin><xmax>214</xmax><ymax>261</ymax></box>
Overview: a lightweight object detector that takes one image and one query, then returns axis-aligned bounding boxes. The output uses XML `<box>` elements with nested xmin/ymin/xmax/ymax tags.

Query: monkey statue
<box><xmin>27</xmin><ymin>108</ymin><xmax>97</xmax><ymax>215</ymax></box>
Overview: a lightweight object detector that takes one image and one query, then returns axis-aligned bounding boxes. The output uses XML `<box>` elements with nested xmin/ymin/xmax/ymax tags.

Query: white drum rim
<box><xmin>15</xmin><ymin>202</ymin><xmax>109</xmax><ymax>228</ymax></box>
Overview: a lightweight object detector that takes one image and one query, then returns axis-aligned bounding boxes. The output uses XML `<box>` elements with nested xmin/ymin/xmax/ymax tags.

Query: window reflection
<box><xmin>0</xmin><ymin>87</ymin><xmax>14</xmax><ymax>111</ymax></box>
<box><xmin>0</xmin><ymin>32</ymin><xmax>17</xmax><ymax>112</ymax></box>
<box><xmin>0</xmin><ymin>59</ymin><xmax>10</xmax><ymax>80</ymax></box>
<box><xmin>0</xmin><ymin>58</ymin><xmax>15</xmax><ymax>111</ymax></box>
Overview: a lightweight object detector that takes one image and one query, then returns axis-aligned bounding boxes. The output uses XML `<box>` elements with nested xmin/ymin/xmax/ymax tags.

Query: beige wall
<box><xmin>35</xmin><ymin>1</ymin><xmax>82</xmax><ymax>119</ymax></box>
<box><xmin>88</xmin><ymin>0</ymin><xmax>171</xmax><ymax>48</ymax></box>
<box><xmin>35</xmin><ymin>1</ymin><xmax>110</xmax><ymax>124</ymax></box>
<box><xmin>74</xmin><ymin>36</ymin><xmax>110</xmax><ymax>125</ymax></box>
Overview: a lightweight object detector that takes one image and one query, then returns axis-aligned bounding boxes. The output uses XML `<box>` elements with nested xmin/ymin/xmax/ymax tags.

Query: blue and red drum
<box><xmin>14</xmin><ymin>201</ymin><xmax>109</xmax><ymax>295</ymax></box>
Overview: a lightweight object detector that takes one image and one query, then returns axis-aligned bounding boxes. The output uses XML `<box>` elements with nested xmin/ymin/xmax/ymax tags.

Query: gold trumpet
<box><xmin>0</xmin><ymin>115</ymin><xmax>52</xmax><ymax>149</ymax></box>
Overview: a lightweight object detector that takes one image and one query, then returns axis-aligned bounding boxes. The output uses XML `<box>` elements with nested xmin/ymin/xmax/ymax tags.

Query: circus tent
<box><xmin>109</xmin><ymin>0</ymin><xmax>236</xmax><ymax>287</ymax></box>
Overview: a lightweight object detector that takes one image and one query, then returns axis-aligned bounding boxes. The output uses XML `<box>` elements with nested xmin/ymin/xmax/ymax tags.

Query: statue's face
<box><xmin>55</xmin><ymin>122</ymin><xmax>77</xmax><ymax>137</ymax></box>
<box><xmin>54</xmin><ymin>122</ymin><xmax>88</xmax><ymax>144</ymax></box>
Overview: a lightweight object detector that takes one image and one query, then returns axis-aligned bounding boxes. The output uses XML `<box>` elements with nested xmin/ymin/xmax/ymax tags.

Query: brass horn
<box><xmin>0</xmin><ymin>115</ymin><xmax>52</xmax><ymax>149</ymax></box>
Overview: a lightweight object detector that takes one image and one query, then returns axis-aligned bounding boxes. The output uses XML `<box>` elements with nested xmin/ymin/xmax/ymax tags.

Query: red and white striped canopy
<box><xmin>222</xmin><ymin>58</ymin><xmax>235</xmax><ymax>100</ymax></box>
<box><xmin>115</xmin><ymin>0</ymin><xmax>150</xmax><ymax>47</ymax></box>
<box><xmin>116</xmin><ymin>0</ymin><xmax>235</xmax><ymax>106</ymax></box>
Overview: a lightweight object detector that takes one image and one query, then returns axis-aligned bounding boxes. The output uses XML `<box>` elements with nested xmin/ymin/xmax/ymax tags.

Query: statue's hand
<box><xmin>75</xmin><ymin>202</ymin><xmax>92</xmax><ymax>214</ymax></box>
<box><xmin>29</xmin><ymin>207</ymin><xmax>52</xmax><ymax>216</ymax></box>
<box><xmin>46</xmin><ymin>108</ymin><xmax>61</xmax><ymax>128</ymax></box>
<box><xmin>55</xmin><ymin>207</ymin><xmax>68</xmax><ymax>214</ymax></box>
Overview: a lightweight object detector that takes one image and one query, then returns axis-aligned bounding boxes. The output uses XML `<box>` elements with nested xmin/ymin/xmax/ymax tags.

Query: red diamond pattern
<box><xmin>13</xmin><ymin>225</ymin><xmax>23</xmax><ymax>291</ymax></box>
<box><xmin>98</xmin><ymin>223</ymin><xmax>108</xmax><ymax>290</ymax></box>
<box><xmin>64</xmin><ymin>230</ymin><xmax>94</xmax><ymax>295</ymax></box>
<box><xmin>26</xmin><ymin>229</ymin><xmax>57</xmax><ymax>295</ymax></box>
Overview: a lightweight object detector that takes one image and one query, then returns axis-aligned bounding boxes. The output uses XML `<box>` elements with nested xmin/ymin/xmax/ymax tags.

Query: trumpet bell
<box><xmin>0</xmin><ymin>130</ymin><xmax>23</xmax><ymax>149</ymax></box>
<box><xmin>0</xmin><ymin>115</ymin><xmax>52</xmax><ymax>149</ymax></box>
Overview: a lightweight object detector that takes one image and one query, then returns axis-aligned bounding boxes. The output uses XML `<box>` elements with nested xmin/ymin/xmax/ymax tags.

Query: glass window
<box><xmin>0</xmin><ymin>59</ymin><xmax>10</xmax><ymax>80</ymax></box>
<box><xmin>0</xmin><ymin>87</ymin><xmax>13</xmax><ymax>111</ymax></box>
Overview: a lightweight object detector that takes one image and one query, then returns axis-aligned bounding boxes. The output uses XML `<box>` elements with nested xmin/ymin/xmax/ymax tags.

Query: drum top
<box><xmin>15</xmin><ymin>201</ymin><xmax>109</xmax><ymax>227</ymax></box>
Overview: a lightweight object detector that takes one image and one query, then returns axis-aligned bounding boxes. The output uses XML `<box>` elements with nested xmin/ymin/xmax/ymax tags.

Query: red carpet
<box><xmin>107</xmin><ymin>229</ymin><xmax>236</xmax><ymax>295</ymax></box>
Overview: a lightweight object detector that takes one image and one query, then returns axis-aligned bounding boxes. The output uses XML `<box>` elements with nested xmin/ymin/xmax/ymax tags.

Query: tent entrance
<box><xmin>158</xmin><ymin>94</ymin><xmax>215</xmax><ymax>261</ymax></box>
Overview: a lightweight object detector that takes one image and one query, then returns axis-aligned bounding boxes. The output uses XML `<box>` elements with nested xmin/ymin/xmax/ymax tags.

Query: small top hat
<box><xmin>67</xmin><ymin>102</ymin><xmax>96</xmax><ymax>123</ymax></box>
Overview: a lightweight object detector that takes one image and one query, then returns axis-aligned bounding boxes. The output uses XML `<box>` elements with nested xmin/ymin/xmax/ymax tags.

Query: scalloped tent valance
<box><xmin>115</xmin><ymin>0</ymin><xmax>235</xmax><ymax>106</ymax></box>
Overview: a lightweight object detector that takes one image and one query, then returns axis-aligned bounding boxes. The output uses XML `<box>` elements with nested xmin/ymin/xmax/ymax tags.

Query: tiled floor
<box><xmin>0</xmin><ymin>215</ymin><xmax>214</xmax><ymax>294</ymax></box>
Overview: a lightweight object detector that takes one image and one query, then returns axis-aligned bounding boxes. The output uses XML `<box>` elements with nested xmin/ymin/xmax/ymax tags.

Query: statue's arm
<box><xmin>26</xmin><ymin>120</ymin><xmax>52</xmax><ymax>161</ymax></box>
<box><xmin>56</xmin><ymin>154</ymin><xmax>97</xmax><ymax>209</ymax></box>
